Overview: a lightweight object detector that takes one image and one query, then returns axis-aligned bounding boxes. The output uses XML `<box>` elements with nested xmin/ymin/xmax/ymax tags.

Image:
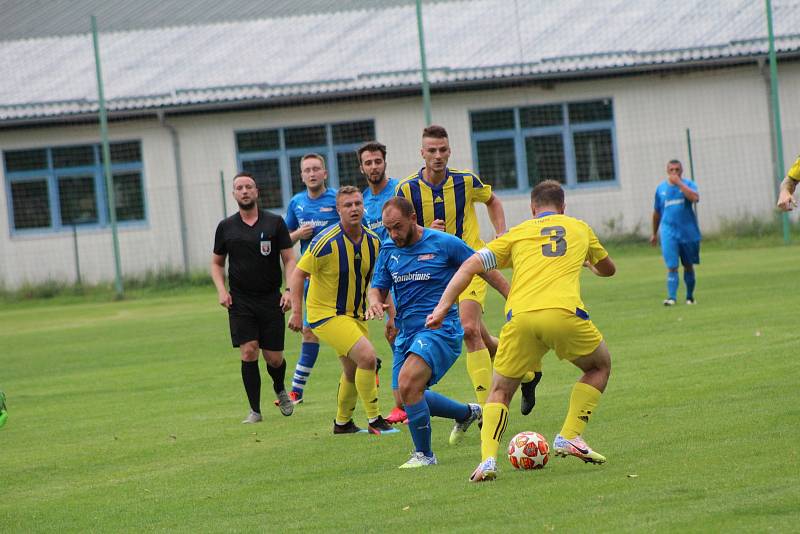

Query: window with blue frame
<box><xmin>3</xmin><ymin>141</ymin><xmax>145</xmax><ymax>233</ymax></box>
<box><xmin>470</xmin><ymin>100</ymin><xmax>617</xmax><ymax>191</ymax></box>
<box><xmin>235</xmin><ymin>120</ymin><xmax>375</xmax><ymax>209</ymax></box>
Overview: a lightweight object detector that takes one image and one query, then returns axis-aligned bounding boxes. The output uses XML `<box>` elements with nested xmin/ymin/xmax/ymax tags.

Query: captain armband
<box><xmin>476</xmin><ymin>248</ymin><xmax>498</xmax><ymax>272</ymax></box>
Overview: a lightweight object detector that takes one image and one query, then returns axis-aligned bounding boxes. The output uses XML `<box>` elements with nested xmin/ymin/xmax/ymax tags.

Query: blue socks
<box><xmin>291</xmin><ymin>342</ymin><xmax>319</xmax><ymax>396</ymax></box>
<box><xmin>667</xmin><ymin>270</ymin><xmax>679</xmax><ymax>300</ymax></box>
<box><xmin>404</xmin><ymin>399</ymin><xmax>432</xmax><ymax>456</ymax></box>
<box><xmin>424</xmin><ymin>390</ymin><xmax>471</xmax><ymax>421</ymax></box>
<box><xmin>684</xmin><ymin>270</ymin><xmax>696</xmax><ymax>300</ymax></box>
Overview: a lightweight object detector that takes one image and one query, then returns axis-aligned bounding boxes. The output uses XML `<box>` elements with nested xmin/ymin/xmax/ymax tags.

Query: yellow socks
<box><xmin>335</xmin><ymin>373</ymin><xmax>359</xmax><ymax>425</ymax></box>
<box><xmin>559</xmin><ymin>382</ymin><xmax>601</xmax><ymax>439</ymax></box>
<box><xmin>355</xmin><ymin>367</ymin><xmax>380</xmax><ymax>420</ymax></box>
<box><xmin>466</xmin><ymin>348</ymin><xmax>492</xmax><ymax>405</ymax></box>
<box><xmin>480</xmin><ymin>402</ymin><xmax>508</xmax><ymax>461</ymax></box>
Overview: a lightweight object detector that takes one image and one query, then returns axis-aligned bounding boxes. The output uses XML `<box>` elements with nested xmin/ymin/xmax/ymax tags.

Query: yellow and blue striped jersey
<box><xmin>479</xmin><ymin>213</ymin><xmax>608</xmax><ymax>316</ymax></box>
<box><xmin>396</xmin><ymin>167</ymin><xmax>493</xmax><ymax>249</ymax></box>
<box><xmin>296</xmin><ymin>223</ymin><xmax>381</xmax><ymax>325</ymax></box>
<box><xmin>789</xmin><ymin>155</ymin><xmax>800</xmax><ymax>181</ymax></box>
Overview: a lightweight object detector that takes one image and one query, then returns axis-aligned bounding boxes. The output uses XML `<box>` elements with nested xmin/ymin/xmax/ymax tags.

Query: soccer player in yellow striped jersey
<box><xmin>288</xmin><ymin>186</ymin><xmax>398</xmax><ymax>435</ymax></box>
<box><xmin>777</xmin><ymin>154</ymin><xmax>800</xmax><ymax>210</ymax></box>
<box><xmin>426</xmin><ymin>180</ymin><xmax>617</xmax><ymax>481</ymax></box>
<box><xmin>397</xmin><ymin>125</ymin><xmax>540</xmax><ymax>409</ymax></box>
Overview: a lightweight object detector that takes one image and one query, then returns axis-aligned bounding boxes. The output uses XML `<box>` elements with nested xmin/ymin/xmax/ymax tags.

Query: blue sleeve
<box><xmin>446</xmin><ymin>234</ymin><xmax>475</xmax><ymax>267</ymax></box>
<box><xmin>284</xmin><ymin>199</ymin><xmax>298</xmax><ymax>231</ymax></box>
<box><xmin>371</xmin><ymin>248</ymin><xmax>392</xmax><ymax>290</ymax></box>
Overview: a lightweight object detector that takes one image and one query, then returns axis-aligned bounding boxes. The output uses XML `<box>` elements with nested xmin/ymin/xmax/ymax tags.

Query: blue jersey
<box><xmin>285</xmin><ymin>188</ymin><xmax>339</xmax><ymax>254</ymax></box>
<box><xmin>362</xmin><ymin>177</ymin><xmax>399</xmax><ymax>241</ymax></box>
<box><xmin>372</xmin><ymin>229</ymin><xmax>474</xmax><ymax>335</ymax></box>
<box><xmin>654</xmin><ymin>179</ymin><xmax>701</xmax><ymax>242</ymax></box>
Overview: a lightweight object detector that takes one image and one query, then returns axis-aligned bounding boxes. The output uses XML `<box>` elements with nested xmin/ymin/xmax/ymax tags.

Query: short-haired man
<box><xmin>777</xmin><ymin>154</ymin><xmax>800</xmax><ymax>211</ymax></box>
<box><xmin>650</xmin><ymin>160</ymin><xmax>701</xmax><ymax>306</ymax></box>
<box><xmin>427</xmin><ymin>180</ymin><xmax>616</xmax><ymax>481</ymax></box>
<box><xmin>288</xmin><ymin>186</ymin><xmax>397</xmax><ymax>435</ymax></box>
<box><xmin>367</xmin><ymin>197</ymin><xmax>509</xmax><ymax>468</ymax></box>
<box><xmin>211</xmin><ymin>172</ymin><xmax>297</xmax><ymax>423</ymax></box>
<box><xmin>358</xmin><ymin>140</ymin><xmax>406</xmax><ymax>424</ymax></box>
<box><xmin>396</xmin><ymin>125</ymin><xmax>541</xmax><ymax>413</ymax></box>
<box><xmin>282</xmin><ymin>154</ymin><xmax>340</xmax><ymax>405</ymax></box>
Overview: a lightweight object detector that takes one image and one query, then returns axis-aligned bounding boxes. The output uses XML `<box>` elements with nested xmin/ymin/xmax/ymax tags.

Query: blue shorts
<box><xmin>391</xmin><ymin>323</ymin><xmax>463</xmax><ymax>389</ymax></box>
<box><xmin>661</xmin><ymin>237</ymin><xmax>700</xmax><ymax>269</ymax></box>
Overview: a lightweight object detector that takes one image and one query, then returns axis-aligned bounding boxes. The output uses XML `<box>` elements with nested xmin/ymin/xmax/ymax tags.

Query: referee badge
<box><xmin>260</xmin><ymin>240</ymin><xmax>271</xmax><ymax>256</ymax></box>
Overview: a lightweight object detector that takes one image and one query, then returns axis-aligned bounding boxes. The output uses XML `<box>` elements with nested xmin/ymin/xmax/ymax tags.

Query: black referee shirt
<box><xmin>213</xmin><ymin>210</ymin><xmax>293</xmax><ymax>297</ymax></box>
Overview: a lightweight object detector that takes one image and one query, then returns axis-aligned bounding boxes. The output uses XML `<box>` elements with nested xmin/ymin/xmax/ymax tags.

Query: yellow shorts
<box><xmin>493</xmin><ymin>308</ymin><xmax>603</xmax><ymax>379</ymax></box>
<box><xmin>312</xmin><ymin>315</ymin><xmax>369</xmax><ymax>357</ymax></box>
<box><xmin>458</xmin><ymin>274</ymin><xmax>487</xmax><ymax>309</ymax></box>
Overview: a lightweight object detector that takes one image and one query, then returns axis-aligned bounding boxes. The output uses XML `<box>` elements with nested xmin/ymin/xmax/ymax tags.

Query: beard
<box><xmin>367</xmin><ymin>172</ymin><xmax>385</xmax><ymax>185</ymax></box>
<box><xmin>393</xmin><ymin>226</ymin><xmax>415</xmax><ymax>248</ymax></box>
<box><xmin>237</xmin><ymin>200</ymin><xmax>256</xmax><ymax>210</ymax></box>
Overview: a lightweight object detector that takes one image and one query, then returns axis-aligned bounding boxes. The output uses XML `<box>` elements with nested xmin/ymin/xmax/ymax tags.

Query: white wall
<box><xmin>2</xmin><ymin>62</ymin><xmax>797</xmax><ymax>287</ymax></box>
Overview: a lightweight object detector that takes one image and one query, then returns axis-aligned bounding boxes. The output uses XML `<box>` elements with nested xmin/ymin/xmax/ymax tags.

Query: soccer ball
<box><xmin>507</xmin><ymin>431</ymin><xmax>549</xmax><ymax>470</ymax></box>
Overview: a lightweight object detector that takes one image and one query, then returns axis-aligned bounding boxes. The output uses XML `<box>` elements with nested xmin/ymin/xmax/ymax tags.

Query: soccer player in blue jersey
<box><xmin>650</xmin><ymin>160</ymin><xmax>701</xmax><ymax>306</ymax></box>
<box><xmin>358</xmin><ymin>140</ymin><xmax>406</xmax><ymax>424</ymax></box>
<box><xmin>282</xmin><ymin>153</ymin><xmax>340</xmax><ymax>404</ymax></box>
<box><xmin>367</xmin><ymin>197</ymin><xmax>509</xmax><ymax>468</ymax></box>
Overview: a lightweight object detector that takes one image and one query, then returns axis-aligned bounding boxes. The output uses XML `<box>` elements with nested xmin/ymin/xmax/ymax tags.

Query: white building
<box><xmin>1</xmin><ymin>0</ymin><xmax>799</xmax><ymax>287</ymax></box>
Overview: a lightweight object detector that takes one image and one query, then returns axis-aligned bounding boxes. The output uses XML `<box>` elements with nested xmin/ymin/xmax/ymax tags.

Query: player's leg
<box><xmin>347</xmin><ymin>335</ymin><xmax>397</xmax><ymax>434</ymax></box>
<box><xmin>553</xmin><ymin>317</ymin><xmax>610</xmax><ymax>464</ymax></box>
<box><xmin>332</xmin><ymin>355</ymin><xmax>364</xmax><ymax>433</ymax></box>
<box><xmin>459</xmin><ymin>283</ymin><xmax>492</xmax><ymax>405</ymax></box>
<box><xmin>680</xmin><ymin>241</ymin><xmax>700</xmax><ymax>304</ymax></box>
<box><xmin>287</xmin><ymin>281</ymin><xmax>319</xmax><ymax>403</ymax></box>
<box><xmin>229</xmin><ymin>300</ymin><xmax>263</xmax><ymax>423</ymax></box>
<box><xmin>398</xmin><ymin>354</ymin><xmax>438</xmax><ymax>468</ymax></box>
<box><xmin>258</xmin><ymin>304</ymin><xmax>292</xmax><ymax>416</ymax></box>
<box><xmin>661</xmin><ymin>236</ymin><xmax>680</xmax><ymax>305</ymax></box>
<box><xmin>472</xmin><ymin>311</ymin><xmax>545</xmax><ymax>482</ymax></box>
<box><xmin>386</xmin><ymin>352</ymin><xmax>408</xmax><ymax>424</ymax></box>
<box><xmin>239</xmin><ymin>341</ymin><xmax>263</xmax><ymax>423</ymax></box>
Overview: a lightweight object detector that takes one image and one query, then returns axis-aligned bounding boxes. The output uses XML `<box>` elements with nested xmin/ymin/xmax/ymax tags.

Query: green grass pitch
<box><xmin>1</xmin><ymin>243</ymin><xmax>798</xmax><ymax>532</ymax></box>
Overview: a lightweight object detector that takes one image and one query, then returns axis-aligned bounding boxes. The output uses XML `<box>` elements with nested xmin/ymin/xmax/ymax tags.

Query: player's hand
<box><xmin>366</xmin><ymin>302</ymin><xmax>389</xmax><ymax>321</ymax></box>
<box><xmin>288</xmin><ymin>311</ymin><xmax>303</xmax><ymax>332</ymax></box>
<box><xmin>667</xmin><ymin>173</ymin><xmax>681</xmax><ymax>186</ymax></box>
<box><xmin>280</xmin><ymin>291</ymin><xmax>292</xmax><ymax>313</ymax></box>
<box><xmin>384</xmin><ymin>318</ymin><xmax>398</xmax><ymax>345</ymax></box>
<box><xmin>777</xmin><ymin>191</ymin><xmax>797</xmax><ymax>211</ymax></box>
<box><xmin>430</xmin><ymin>219</ymin><xmax>446</xmax><ymax>231</ymax></box>
<box><xmin>425</xmin><ymin>308</ymin><xmax>446</xmax><ymax>330</ymax></box>
<box><xmin>298</xmin><ymin>224</ymin><xmax>315</xmax><ymax>240</ymax></box>
<box><xmin>218</xmin><ymin>290</ymin><xmax>232</xmax><ymax>309</ymax></box>
<box><xmin>649</xmin><ymin>234</ymin><xmax>658</xmax><ymax>247</ymax></box>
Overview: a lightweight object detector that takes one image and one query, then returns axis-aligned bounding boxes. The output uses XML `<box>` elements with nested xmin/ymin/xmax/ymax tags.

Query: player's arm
<box><xmin>279</xmin><ymin>248</ymin><xmax>297</xmax><ymax>312</ymax></box>
<box><xmin>676</xmin><ymin>180</ymin><xmax>699</xmax><ymax>203</ymax></box>
<box><xmin>478</xmin><ymin>268</ymin><xmax>509</xmax><ymax>299</ymax></box>
<box><xmin>484</xmin><ymin>193</ymin><xmax>507</xmax><ymax>237</ymax></box>
<box><xmin>210</xmin><ymin>253</ymin><xmax>231</xmax><ymax>308</ymax></box>
<box><xmin>366</xmin><ymin>287</ymin><xmax>390</xmax><ymax>320</ymax></box>
<box><xmin>777</xmin><ymin>172</ymin><xmax>799</xmax><ymax>211</ymax></box>
<box><xmin>426</xmin><ymin>254</ymin><xmax>484</xmax><ymax>329</ymax></box>
<box><xmin>290</xmin><ymin>226</ymin><xmax>314</xmax><ymax>243</ymax></box>
<box><xmin>384</xmin><ymin>296</ymin><xmax>398</xmax><ymax>345</ymax></box>
<box><xmin>287</xmin><ymin>265</ymin><xmax>309</xmax><ymax>332</ymax></box>
<box><xmin>650</xmin><ymin>210</ymin><xmax>661</xmax><ymax>246</ymax></box>
<box><xmin>584</xmin><ymin>256</ymin><xmax>616</xmax><ymax>277</ymax></box>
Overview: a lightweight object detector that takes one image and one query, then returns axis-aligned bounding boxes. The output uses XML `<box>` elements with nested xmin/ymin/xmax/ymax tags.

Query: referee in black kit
<box><xmin>211</xmin><ymin>172</ymin><xmax>296</xmax><ymax>423</ymax></box>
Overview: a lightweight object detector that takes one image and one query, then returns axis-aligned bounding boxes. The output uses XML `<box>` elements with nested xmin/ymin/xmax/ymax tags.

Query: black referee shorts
<box><xmin>228</xmin><ymin>293</ymin><xmax>285</xmax><ymax>351</ymax></box>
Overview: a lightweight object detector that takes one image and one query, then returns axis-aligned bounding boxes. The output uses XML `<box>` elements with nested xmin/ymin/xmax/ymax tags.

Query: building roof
<box><xmin>1</xmin><ymin>0</ymin><xmax>799</xmax><ymax>124</ymax></box>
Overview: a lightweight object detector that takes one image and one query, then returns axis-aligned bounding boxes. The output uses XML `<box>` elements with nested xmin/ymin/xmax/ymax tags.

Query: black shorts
<box><xmin>228</xmin><ymin>293</ymin><xmax>285</xmax><ymax>351</ymax></box>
